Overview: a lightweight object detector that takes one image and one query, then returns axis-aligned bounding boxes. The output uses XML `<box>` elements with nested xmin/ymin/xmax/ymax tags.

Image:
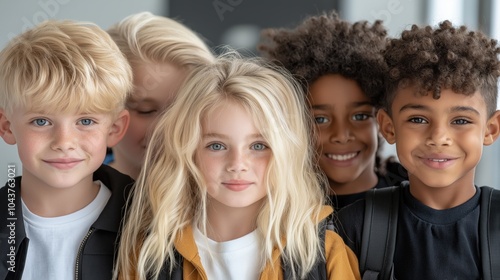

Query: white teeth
<box><xmin>430</xmin><ymin>159</ymin><xmax>448</xmax><ymax>162</ymax></box>
<box><xmin>327</xmin><ymin>152</ymin><xmax>357</xmax><ymax>161</ymax></box>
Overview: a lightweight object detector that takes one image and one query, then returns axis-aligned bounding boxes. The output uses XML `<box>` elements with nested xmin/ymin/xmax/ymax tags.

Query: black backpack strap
<box><xmin>282</xmin><ymin>219</ymin><xmax>329</xmax><ymax>280</ymax></box>
<box><xmin>360</xmin><ymin>186</ymin><xmax>400</xmax><ymax>280</ymax></box>
<box><xmin>479</xmin><ymin>186</ymin><xmax>500</xmax><ymax>280</ymax></box>
<box><xmin>158</xmin><ymin>250</ymin><xmax>183</xmax><ymax>280</ymax></box>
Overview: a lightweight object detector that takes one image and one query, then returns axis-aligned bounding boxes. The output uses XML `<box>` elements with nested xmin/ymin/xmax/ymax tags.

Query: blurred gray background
<box><xmin>0</xmin><ymin>0</ymin><xmax>499</xmax><ymax>187</ymax></box>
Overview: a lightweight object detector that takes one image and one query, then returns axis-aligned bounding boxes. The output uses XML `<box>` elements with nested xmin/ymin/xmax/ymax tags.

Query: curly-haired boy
<box><xmin>259</xmin><ymin>11</ymin><xmax>407</xmax><ymax>211</ymax></box>
<box><xmin>337</xmin><ymin>20</ymin><xmax>500</xmax><ymax>279</ymax></box>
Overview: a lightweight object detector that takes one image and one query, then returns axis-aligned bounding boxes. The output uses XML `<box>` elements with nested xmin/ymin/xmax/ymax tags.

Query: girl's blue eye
<box><xmin>80</xmin><ymin>119</ymin><xmax>94</xmax><ymax>125</ymax></box>
<box><xmin>252</xmin><ymin>143</ymin><xmax>267</xmax><ymax>151</ymax></box>
<box><xmin>208</xmin><ymin>143</ymin><xmax>225</xmax><ymax>151</ymax></box>
<box><xmin>314</xmin><ymin>116</ymin><xmax>328</xmax><ymax>124</ymax></box>
<box><xmin>33</xmin><ymin>119</ymin><xmax>48</xmax><ymax>126</ymax></box>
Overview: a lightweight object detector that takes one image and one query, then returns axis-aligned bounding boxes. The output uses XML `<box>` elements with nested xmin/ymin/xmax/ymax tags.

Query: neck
<box><xmin>204</xmin><ymin>199</ymin><xmax>263</xmax><ymax>242</ymax></box>
<box><xmin>108</xmin><ymin>152</ymin><xmax>140</xmax><ymax>180</ymax></box>
<box><xmin>21</xmin><ymin>173</ymin><xmax>100</xmax><ymax>217</ymax></box>
<box><xmin>328</xmin><ymin>170</ymin><xmax>378</xmax><ymax>195</ymax></box>
<box><xmin>408</xmin><ymin>174</ymin><xmax>476</xmax><ymax>210</ymax></box>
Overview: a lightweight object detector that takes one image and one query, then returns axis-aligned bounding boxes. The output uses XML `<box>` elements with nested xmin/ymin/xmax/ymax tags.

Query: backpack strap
<box><xmin>282</xmin><ymin>219</ymin><xmax>329</xmax><ymax>280</ymax></box>
<box><xmin>479</xmin><ymin>186</ymin><xmax>500</xmax><ymax>280</ymax></box>
<box><xmin>360</xmin><ymin>186</ymin><xmax>400</xmax><ymax>280</ymax></box>
<box><xmin>158</xmin><ymin>250</ymin><xmax>183</xmax><ymax>280</ymax></box>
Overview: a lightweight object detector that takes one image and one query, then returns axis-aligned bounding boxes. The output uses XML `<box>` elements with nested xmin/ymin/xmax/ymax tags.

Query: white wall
<box><xmin>0</xmin><ymin>0</ymin><xmax>166</xmax><ymax>184</ymax></box>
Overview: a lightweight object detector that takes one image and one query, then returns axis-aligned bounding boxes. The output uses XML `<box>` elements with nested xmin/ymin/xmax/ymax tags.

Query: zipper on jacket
<box><xmin>75</xmin><ymin>228</ymin><xmax>94</xmax><ymax>280</ymax></box>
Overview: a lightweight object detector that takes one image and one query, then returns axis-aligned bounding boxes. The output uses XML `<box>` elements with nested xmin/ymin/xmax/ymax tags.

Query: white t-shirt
<box><xmin>193</xmin><ymin>226</ymin><xmax>261</xmax><ymax>280</ymax></box>
<box><xmin>21</xmin><ymin>181</ymin><xmax>111</xmax><ymax>280</ymax></box>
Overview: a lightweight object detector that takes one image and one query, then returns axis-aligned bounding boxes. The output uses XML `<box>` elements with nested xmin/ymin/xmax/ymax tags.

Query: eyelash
<box><xmin>408</xmin><ymin>117</ymin><xmax>471</xmax><ymax>125</ymax></box>
<box><xmin>206</xmin><ymin>142</ymin><xmax>269</xmax><ymax>151</ymax></box>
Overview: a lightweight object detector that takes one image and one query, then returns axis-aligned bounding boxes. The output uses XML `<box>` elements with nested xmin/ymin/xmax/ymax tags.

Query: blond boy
<box><xmin>0</xmin><ymin>20</ymin><xmax>133</xmax><ymax>280</ymax></box>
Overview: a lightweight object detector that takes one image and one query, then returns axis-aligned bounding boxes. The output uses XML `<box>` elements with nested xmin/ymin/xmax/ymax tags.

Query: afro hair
<box><xmin>259</xmin><ymin>11</ymin><xmax>388</xmax><ymax>107</ymax></box>
<box><xmin>383</xmin><ymin>20</ymin><xmax>500</xmax><ymax>116</ymax></box>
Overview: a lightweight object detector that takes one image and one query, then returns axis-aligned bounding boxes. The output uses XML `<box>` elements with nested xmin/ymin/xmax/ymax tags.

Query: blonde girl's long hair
<box><xmin>115</xmin><ymin>54</ymin><xmax>326</xmax><ymax>280</ymax></box>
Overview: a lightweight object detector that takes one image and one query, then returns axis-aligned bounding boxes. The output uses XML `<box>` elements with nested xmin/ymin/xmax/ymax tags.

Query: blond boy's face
<box><xmin>0</xmin><ymin>106</ymin><xmax>127</xmax><ymax>191</ymax></box>
<box><xmin>378</xmin><ymin>87</ymin><xmax>500</xmax><ymax>190</ymax></box>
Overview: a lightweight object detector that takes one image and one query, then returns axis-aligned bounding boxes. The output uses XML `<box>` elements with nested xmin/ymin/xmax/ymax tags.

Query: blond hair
<box><xmin>0</xmin><ymin>20</ymin><xmax>132</xmax><ymax>115</ymax></box>
<box><xmin>107</xmin><ymin>11</ymin><xmax>214</xmax><ymax>82</ymax></box>
<box><xmin>115</xmin><ymin>54</ymin><xmax>326</xmax><ymax>279</ymax></box>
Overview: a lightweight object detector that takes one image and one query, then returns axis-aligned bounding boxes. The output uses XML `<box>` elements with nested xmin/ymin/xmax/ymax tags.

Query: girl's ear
<box><xmin>0</xmin><ymin>109</ymin><xmax>17</xmax><ymax>145</ymax></box>
<box><xmin>106</xmin><ymin>109</ymin><xmax>130</xmax><ymax>147</ymax></box>
<box><xmin>377</xmin><ymin>109</ymin><xmax>396</xmax><ymax>144</ymax></box>
<box><xmin>483</xmin><ymin>110</ymin><xmax>500</xmax><ymax>146</ymax></box>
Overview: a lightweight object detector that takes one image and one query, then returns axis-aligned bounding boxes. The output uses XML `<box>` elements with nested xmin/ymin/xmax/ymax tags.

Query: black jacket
<box><xmin>0</xmin><ymin>164</ymin><xmax>134</xmax><ymax>280</ymax></box>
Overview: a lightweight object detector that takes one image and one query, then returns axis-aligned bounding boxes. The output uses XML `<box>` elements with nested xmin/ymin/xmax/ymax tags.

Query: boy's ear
<box><xmin>377</xmin><ymin>108</ymin><xmax>396</xmax><ymax>144</ymax></box>
<box><xmin>0</xmin><ymin>109</ymin><xmax>17</xmax><ymax>145</ymax></box>
<box><xmin>106</xmin><ymin>109</ymin><xmax>130</xmax><ymax>147</ymax></box>
<box><xmin>483</xmin><ymin>110</ymin><xmax>500</xmax><ymax>146</ymax></box>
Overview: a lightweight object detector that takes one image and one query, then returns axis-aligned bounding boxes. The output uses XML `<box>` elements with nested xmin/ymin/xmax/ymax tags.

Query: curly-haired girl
<box><xmin>259</xmin><ymin>11</ymin><xmax>407</xmax><ymax>211</ymax></box>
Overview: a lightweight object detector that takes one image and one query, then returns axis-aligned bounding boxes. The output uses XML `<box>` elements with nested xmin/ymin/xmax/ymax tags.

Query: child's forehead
<box><xmin>392</xmin><ymin>86</ymin><xmax>488</xmax><ymax>112</ymax></box>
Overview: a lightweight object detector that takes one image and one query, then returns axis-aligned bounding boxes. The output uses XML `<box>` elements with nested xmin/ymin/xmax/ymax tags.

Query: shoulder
<box><xmin>93</xmin><ymin>164</ymin><xmax>134</xmax><ymax>194</ymax></box>
<box><xmin>324</xmin><ymin>230</ymin><xmax>362</xmax><ymax>279</ymax></box>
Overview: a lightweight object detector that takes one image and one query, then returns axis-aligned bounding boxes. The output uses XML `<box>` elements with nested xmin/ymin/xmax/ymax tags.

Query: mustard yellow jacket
<box><xmin>173</xmin><ymin>206</ymin><xmax>361</xmax><ymax>279</ymax></box>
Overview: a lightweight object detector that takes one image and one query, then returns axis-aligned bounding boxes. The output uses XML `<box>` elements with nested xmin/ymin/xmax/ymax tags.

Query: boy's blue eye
<box><xmin>33</xmin><ymin>119</ymin><xmax>49</xmax><ymax>126</ymax></box>
<box><xmin>251</xmin><ymin>143</ymin><xmax>268</xmax><ymax>151</ymax></box>
<box><xmin>314</xmin><ymin>116</ymin><xmax>329</xmax><ymax>124</ymax></box>
<box><xmin>352</xmin><ymin>114</ymin><xmax>370</xmax><ymax>121</ymax></box>
<box><xmin>80</xmin><ymin>119</ymin><xmax>94</xmax><ymax>125</ymax></box>
<box><xmin>208</xmin><ymin>143</ymin><xmax>225</xmax><ymax>151</ymax></box>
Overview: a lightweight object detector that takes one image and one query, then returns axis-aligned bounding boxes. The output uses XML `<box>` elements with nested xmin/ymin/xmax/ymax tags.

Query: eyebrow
<box><xmin>311</xmin><ymin>101</ymin><xmax>373</xmax><ymax>110</ymax></box>
<box><xmin>399</xmin><ymin>104</ymin><xmax>480</xmax><ymax>115</ymax></box>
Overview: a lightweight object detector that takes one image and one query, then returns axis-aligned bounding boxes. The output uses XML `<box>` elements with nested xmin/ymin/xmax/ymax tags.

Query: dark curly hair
<box><xmin>258</xmin><ymin>11</ymin><xmax>388</xmax><ymax>107</ymax></box>
<box><xmin>383</xmin><ymin>20</ymin><xmax>500</xmax><ymax>117</ymax></box>
<box><xmin>259</xmin><ymin>11</ymin><xmax>391</xmax><ymax>175</ymax></box>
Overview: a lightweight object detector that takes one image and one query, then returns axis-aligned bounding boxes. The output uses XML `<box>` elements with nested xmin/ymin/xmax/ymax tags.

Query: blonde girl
<box><xmin>115</xmin><ymin>55</ymin><xmax>360</xmax><ymax>280</ymax></box>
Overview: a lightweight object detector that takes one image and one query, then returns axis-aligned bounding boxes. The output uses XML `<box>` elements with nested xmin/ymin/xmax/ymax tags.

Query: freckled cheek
<box><xmin>78</xmin><ymin>132</ymin><xmax>109</xmax><ymax>155</ymax></box>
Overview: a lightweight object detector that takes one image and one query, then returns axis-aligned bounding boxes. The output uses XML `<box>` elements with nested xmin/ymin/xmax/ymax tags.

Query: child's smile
<box><xmin>380</xmin><ymin>87</ymin><xmax>493</xmax><ymax>190</ymax></box>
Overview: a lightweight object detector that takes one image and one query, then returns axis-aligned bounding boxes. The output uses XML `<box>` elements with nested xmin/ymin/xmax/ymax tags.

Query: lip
<box><xmin>222</xmin><ymin>180</ymin><xmax>253</xmax><ymax>192</ymax></box>
<box><xmin>322</xmin><ymin>151</ymin><xmax>360</xmax><ymax>167</ymax></box>
<box><xmin>43</xmin><ymin>158</ymin><xmax>84</xmax><ymax>170</ymax></box>
<box><xmin>419</xmin><ymin>153</ymin><xmax>458</xmax><ymax>169</ymax></box>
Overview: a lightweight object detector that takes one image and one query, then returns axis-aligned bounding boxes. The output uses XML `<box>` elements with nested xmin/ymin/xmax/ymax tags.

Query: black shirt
<box><xmin>336</xmin><ymin>182</ymin><xmax>482</xmax><ymax>280</ymax></box>
<box><xmin>328</xmin><ymin>161</ymin><xmax>408</xmax><ymax>211</ymax></box>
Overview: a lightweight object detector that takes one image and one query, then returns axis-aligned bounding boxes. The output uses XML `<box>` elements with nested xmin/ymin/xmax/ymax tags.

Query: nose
<box><xmin>226</xmin><ymin>149</ymin><xmax>248</xmax><ymax>172</ymax></box>
<box><xmin>51</xmin><ymin>125</ymin><xmax>76</xmax><ymax>151</ymax></box>
<box><xmin>329</xmin><ymin>121</ymin><xmax>355</xmax><ymax>144</ymax></box>
<box><xmin>426</xmin><ymin>122</ymin><xmax>452</xmax><ymax>147</ymax></box>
